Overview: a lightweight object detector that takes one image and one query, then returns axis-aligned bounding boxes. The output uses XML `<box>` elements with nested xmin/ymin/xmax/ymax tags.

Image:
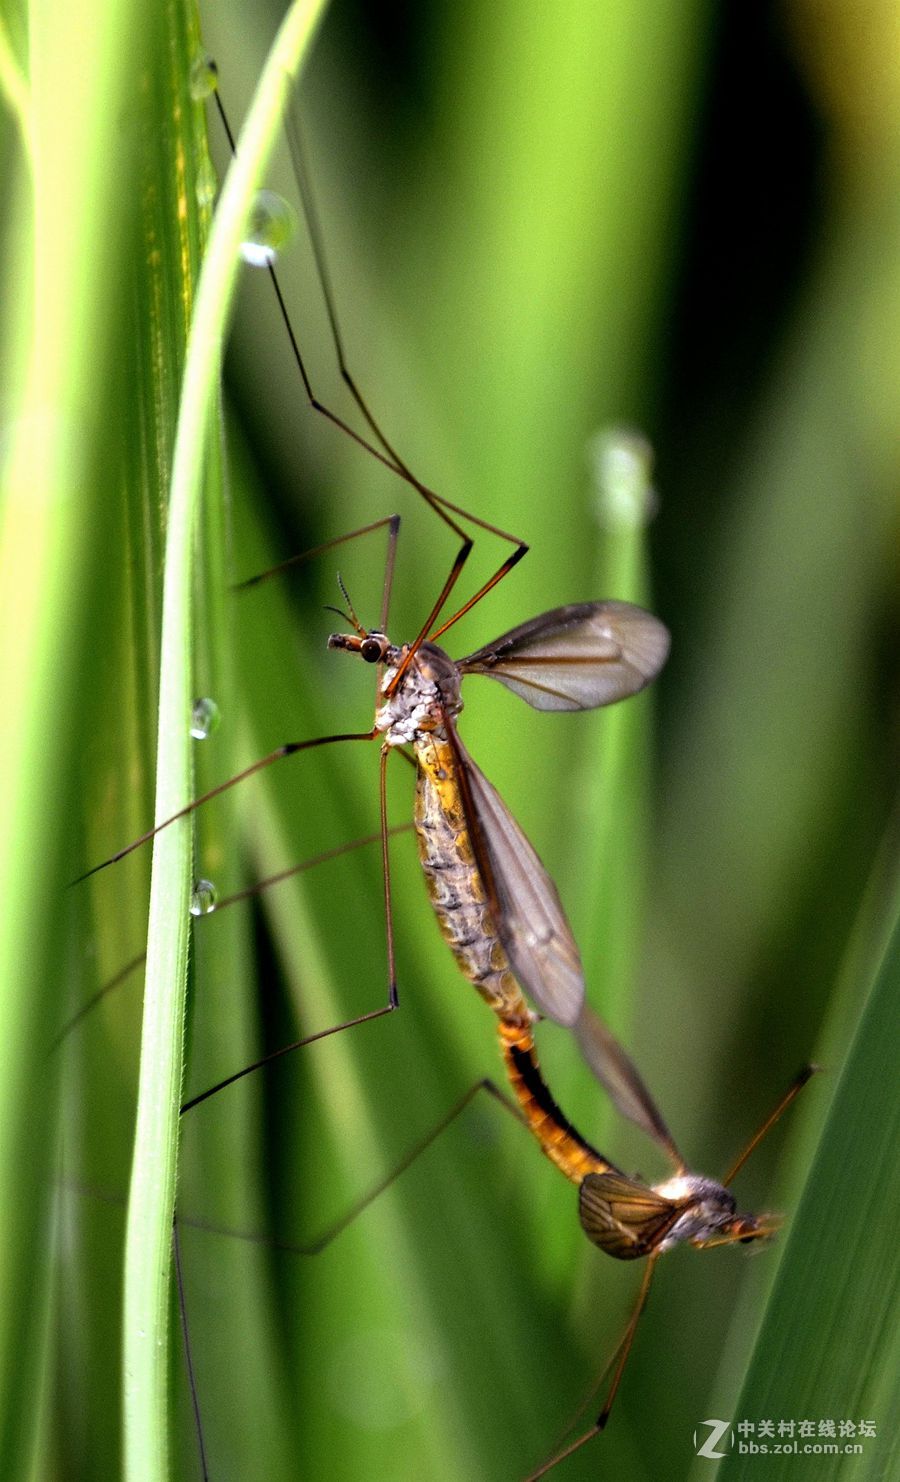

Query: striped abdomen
<box><xmin>414</xmin><ymin>733</ymin><xmax>612</xmax><ymax>1186</ymax></box>
<box><xmin>414</xmin><ymin>733</ymin><xmax>530</xmax><ymax>1030</ymax></box>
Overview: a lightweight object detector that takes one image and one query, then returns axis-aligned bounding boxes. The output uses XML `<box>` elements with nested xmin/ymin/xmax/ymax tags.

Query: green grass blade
<box><xmin>0</xmin><ymin>2</ymin><xmax>151</xmax><ymax>1475</ymax></box>
<box><xmin>122</xmin><ymin>5</ymin><xmax>331</xmax><ymax>1482</ymax></box>
<box><xmin>716</xmin><ymin>883</ymin><xmax>900</xmax><ymax>1482</ymax></box>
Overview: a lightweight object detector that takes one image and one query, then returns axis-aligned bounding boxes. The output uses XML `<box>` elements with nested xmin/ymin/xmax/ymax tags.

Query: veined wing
<box><xmin>579</xmin><ymin>1172</ymin><xmax>684</xmax><ymax>1260</ymax></box>
<box><xmin>444</xmin><ymin>717</ymin><xmax>585</xmax><ymax>1027</ymax></box>
<box><xmin>456</xmin><ymin>601</ymin><xmax>670</xmax><ymax>712</ymax></box>
<box><xmin>573</xmin><ymin>1003</ymin><xmax>682</xmax><ymax>1166</ymax></box>
<box><xmin>443</xmin><ymin>715</ymin><xmax>684</xmax><ymax>1153</ymax></box>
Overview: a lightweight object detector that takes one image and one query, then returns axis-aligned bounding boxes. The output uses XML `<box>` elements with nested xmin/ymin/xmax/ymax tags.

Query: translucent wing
<box><xmin>579</xmin><ymin>1172</ymin><xmax>683</xmax><ymax>1260</ymax></box>
<box><xmin>457</xmin><ymin>601</ymin><xmax>670</xmax><ymax>712</ymax></box>
<box><xmin>572</xmin><ymin>1004</ymin><xmax>683</xmax><ymax>1165</ymax></box>
<box><xmin>445</xmin><ymin>719</ymin><xmax>585</xmax><ymax>1027</ymax></box>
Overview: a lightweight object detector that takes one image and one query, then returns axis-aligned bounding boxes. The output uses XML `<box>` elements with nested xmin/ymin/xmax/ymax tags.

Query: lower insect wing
<box><xmin>578</xmin><ymin>1172</ymin><xmax>684</xmax><ymax>1260</ymax></box>
<box><xmin>443</xmin><ymin>718</ymin><xmax>586</xmax><ymax>1028</ymax></box>
<box><xmin>572</xmin><ymin>1003</ymin><xmax>683</xmax><ymax>1160</ymax></box>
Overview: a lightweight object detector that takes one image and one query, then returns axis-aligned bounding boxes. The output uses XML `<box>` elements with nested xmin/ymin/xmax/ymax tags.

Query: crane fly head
<box><xmin>689</xmin><ymin>1206</ymin><xmax>782</xmax><ymax>1251</ymax></box>
<box><xmin>327</xmin><ymin>629</ymin><xmax>394</xmax><ymax>664</ymax></box>
<box><xmin>325</xmin><ymin>571</ymin><xmax>395</xmax><ymax>664</ymax></box>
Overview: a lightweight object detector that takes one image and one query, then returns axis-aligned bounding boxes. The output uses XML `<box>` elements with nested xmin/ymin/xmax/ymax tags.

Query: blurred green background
<box><xmin>4</xmin><ymin>0</ymin><xmax>898</xmax><ymax>1480</ymax></box>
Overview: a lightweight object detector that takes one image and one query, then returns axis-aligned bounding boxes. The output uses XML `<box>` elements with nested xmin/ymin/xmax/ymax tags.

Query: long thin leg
<box><xmin>179</xmin><ymin>1000</ymin><xmax>396</xmax><ymax>1115</ymax></box>
<box><xmin>722</xmin><ymin>1063</ymin><xmax>819</xmax><ymax>1186</ymax></box>
<box><xmin>216</xmin><ymin>821</ymin><xmax>412</xmax><ymax>914</ymax></box>
<box><xmin>173</xmin><ymin>1220</ymin><xmax>210</xmax><ymax>1482</ymax></box>
<box><xmin>172</xmin><ymin>751</ymin><xmax>398</xmax><ymax>1478</ymax></box>
<box><xmin>212</xmin><ymin>91</ymin><xmax>405</xmax><ymax>488</ymax></box>
<box><xmin>170</xmin><ymin>1078</ymin><xmax>522</xmax><ymax>1482</ymax></box>
<box><xmin>234</xmin><ymin>514</ymin><xmax>399</xmax><ymax>593</ymax></box>
<box><xmin>379</xmin><ymin>512</ymin><xmax>401</xmax><ymax>633</ymax></box>
<box><xmin>180</xmin><ymin>745</ymin><xmax>401</xmax><ymax>1114</ymax></box>
<box><xmin>425</xmin><ymin>546</ymin><xmax>528</xmax><ymax>646</ymax></box>
<box><xmin>385</xmin><ymin>536</ymin><xmax>528</xmax><ymax>698</ymax></box>
<box><xmin>49</xmin><ymin>951</ymin><xmax>147</xmax><ymax>1052</ymax></box>
<box><xmin>285</xmin><ymin>109</ymin><xmax>421</xmax><ymax>484</ymax></box>
<box><xmin>210</xmin><ymin>88</ymin><xmax>528</xmax><ymax>643</ymax></box>
<box><xmin>379</xmin><ymin>742</ymin><xmax>398</xmax><ymax>1010</ymax></box>
<box><xmin>525</xmin><ymin>1253</ymin><xmax>660</xmax><ymax>1482</ymax></box>
<box><xmin>596</xmin><ymin>1251</ymin><xmax>659</xmax><ymax>1425</ymax></box>
<box><xmin>178</xmin><ymin>1077</ymin><xmax>524</xmax><ymax>1255</ymax></box>
<box><xmin>72</xmin><ymin>729</ymin><xmax>378</xmax><ymax>883</ymax></box>
<box><xmin>54</xmin><ymin>824</ymin><xmax>415</xmax><ymax>1052</ymax></box>
<box><xmin>282</xmin><ymin>112</ymin><xmax>526</xmax><ymax>544</ymax></box>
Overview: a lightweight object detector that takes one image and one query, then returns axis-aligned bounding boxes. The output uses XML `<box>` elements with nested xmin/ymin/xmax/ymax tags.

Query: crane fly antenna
<box><xmin>335</xmin><ymin>572</ymin><xmax>364</xmax><ymax>634</ymax></box>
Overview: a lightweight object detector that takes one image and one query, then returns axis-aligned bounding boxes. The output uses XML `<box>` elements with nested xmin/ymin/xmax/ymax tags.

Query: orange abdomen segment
<box><xmin>414</xmin><ymin>732</ymin><xmax>614</xmax><ymax>1186</ymax></box>
<box><xmin>497</xmin><ymin>1020</ymin><xmax>613</xmax><ymax>1186</ymax></box>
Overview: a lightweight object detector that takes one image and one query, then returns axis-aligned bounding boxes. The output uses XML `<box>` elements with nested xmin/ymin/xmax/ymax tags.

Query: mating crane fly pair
<box><xmin>76</xmin><ymin>73</ymin><xmax>815</xmax><ymax>1482</ymax></box>
<box><xmin>85</xmin><ymin>533</ymin><xmax>810</xmax><ymax>1475</ymax></box>
<box><xmin>320</xmin><ymin>572</ymin><xmax>810</xmax><ymax>1472</ymax></box>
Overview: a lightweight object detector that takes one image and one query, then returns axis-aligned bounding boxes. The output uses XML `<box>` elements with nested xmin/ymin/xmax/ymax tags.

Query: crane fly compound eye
<box><xmin>361</xmin><ymin>637</ymin><xmax>384</xmax><ymax>663</ymax></box>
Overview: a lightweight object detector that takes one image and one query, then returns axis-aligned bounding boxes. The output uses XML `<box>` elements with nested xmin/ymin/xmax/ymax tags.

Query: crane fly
<box><xmin>326</xmin><ymin>590</ymin><xmax>669</xmax><ymax>1030</ymax></box>
<box><xmin>79</xmin><ymin>540</ymin><xmax>813</xmax><ymax>1477</ymax></box>
<box><xmin>318</xmin><ymin>587</ymin><xmax>815</xmax><ymax>1477</ymax></box>
<box><xmin>78</xmin><ymin>65</ymin><xmax>674</xmax><ymax>1082</ymax></box>
<box><xmin>504</xmin><ymin>1024</ymin><xmax>814</xmax><ymax>1477</ymax></box>
<box><xmin>84</xmin><ymin>571</ymin><xmax>670</xmax><ymax>1076</ymax></box>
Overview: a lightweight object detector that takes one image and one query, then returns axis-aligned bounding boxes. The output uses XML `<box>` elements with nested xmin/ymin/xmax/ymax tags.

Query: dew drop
<box><xmin>190</xmin><ymin>696</ymin><xmax>221</xmax><ymax>740</ymax></box>
<box><xmin>188</xmin><ymin>52</ymin><xmax>218</xmax><ymax>101</ymax></box>
<box><xmin>190</xmin><ymin>879</ymin><xmax>218</xmax><ymax>917</ymax></box>
<box><xmin>239</xmin><ymin>190</ymin><xmax>298</xmax><ymax>268</ymax></box>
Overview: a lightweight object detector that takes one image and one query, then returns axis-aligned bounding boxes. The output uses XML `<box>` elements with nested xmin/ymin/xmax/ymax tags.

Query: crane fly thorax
<box><xmin>327</xmin><ymin>630</ymin><xmax>463</xmax><ymax>746</ymax></box>
<box><xmin>652</xmin><ymin>1172</ymin><xmax>769</xmax><ymax>1251</ymax></box>
<box><xmin>376</xmin><ymin>641</ymin><xmax>463</xmax><ymax>748</ymax></box>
